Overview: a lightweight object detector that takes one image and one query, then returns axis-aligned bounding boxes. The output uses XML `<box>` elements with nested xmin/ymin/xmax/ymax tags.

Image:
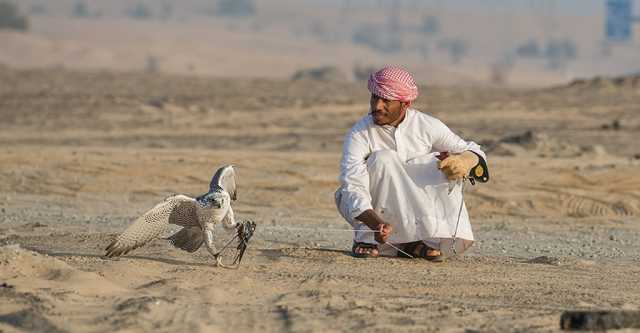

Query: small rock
<box><xmin>561</xmin><ymin>310</ymin><xmax>640</xmax><ymax>330</ymax></box>
<box><xmin>601</xmin><ymin>119</ymin><xmax>621</xmax><ymax>130</ymax></box>
<box><xmin>527</xmin><ymin>256</ymin><xmax>560</xmax><ymax>265</ymax></box>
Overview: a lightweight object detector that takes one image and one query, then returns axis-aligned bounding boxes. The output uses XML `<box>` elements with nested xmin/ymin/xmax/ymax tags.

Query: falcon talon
<box><xmin>214</xmin><ymin>220</ymin><xmax>256</xmax><ymax>268</ymax></box>
<box><xmin>210</xmin><ymin>220</ymin><xmax>256</xmax><ymax>269</ymax></box>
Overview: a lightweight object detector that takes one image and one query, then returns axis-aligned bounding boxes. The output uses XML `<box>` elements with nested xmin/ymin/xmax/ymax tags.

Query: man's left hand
<box><xmin>438</xmin><ymin>151</ymin><xmax>479</xmax><ymax>181</ymax></box>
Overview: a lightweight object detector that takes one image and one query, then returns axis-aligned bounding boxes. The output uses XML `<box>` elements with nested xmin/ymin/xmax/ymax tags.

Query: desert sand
<box><xmin>1</xmin><ymin>67</ymin><xmax>639</xmax><ymax>332</ymax></box>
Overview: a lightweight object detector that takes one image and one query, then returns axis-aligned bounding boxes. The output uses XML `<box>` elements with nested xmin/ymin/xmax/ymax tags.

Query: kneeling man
<box><xmin>335</xmin><ymin>66</ymin><xmax>489</xmax><ymax>260</ymax></box>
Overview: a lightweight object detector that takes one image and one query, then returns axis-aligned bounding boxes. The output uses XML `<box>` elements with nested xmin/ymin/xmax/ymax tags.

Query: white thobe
<box><xmin>335</xmin><ymin>108</ymin><xmax>486</xmax><ymax>252</ymax></box>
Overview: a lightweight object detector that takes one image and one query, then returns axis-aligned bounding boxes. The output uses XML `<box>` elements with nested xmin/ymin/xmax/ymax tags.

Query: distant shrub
<box><xmin>352</xmin><ymin>24</ymin><xmax>402</xmax><ymax>54</ymax></box>
<box><xmin>127</xmin><ymin>2</ymin><xmax>152</xmax><ymax>20</ymax></box>
<box><xmin>0</xmin><ymin>2</ymin><xmax>28</xmax><ymax>31</ymax></box>
<box><xmin>490</xmin><ymin>55</ymin><xmax>515</xmax><ymax>85</ymax></box>
<box><xmin>291</xmin><ymin>66</ymin><xmax>347</xmax><ymax>82</ymax></box>
<box><xmin>159</xmin><ymin>1</ymin><xmax>172</xmax><ymax>20</ymax></box>
<box><xmin>352</xmin><ymin>64</ymin><xmax>377</xmax><ymax>81</ymax></box>
<box><xmin>545</xmin><ymin>39</ymin><xmax>578</xmax><ymax>60</ymax></box>
<box><xmin>30</xmin><ymin>3</ymin><xmax>47</xmax><ymax>16</ymax></box>
<box><xmin>352</xmin><ymin>25</ymin><xmax>380</xmax><ymax>49</ymax></box>
<box><xmin>420</xmin><ymin>16</ymin><xmax>440</xmax><ymax>35</ymax></box>
<box><xmin>73</xmin><ymin>1</ymin><xmax>90</xmax><ymax>18</ymax></box>
<box><xmin>438</xmin><ymin>38</ymin><xmax>469</xmax><ymax>64</ymax></box>
<box><xmin>515</xmin><ymin>39</ymin><xmax>540</xmax><ymax>58</ymax></box>
<box><xmin>145</xmin><ymin>55</ymin><xmax>159</xmax><ymax>73</ymax></box>
<box><xmin>544</xmin><ymin>38</ymin><xmax>578</xmax><ymax>70</ymax></box>
<box><xmin>217</xmin><ymin>0</ymin><xmax>255</xmax><ymax>17</ymax></box>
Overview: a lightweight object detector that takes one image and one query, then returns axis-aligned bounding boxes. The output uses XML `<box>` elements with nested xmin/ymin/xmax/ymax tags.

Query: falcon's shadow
<box><xmin>25</xmin><ymin>247</ymin><xmax>214</xmax><ymax>267</ymax></box>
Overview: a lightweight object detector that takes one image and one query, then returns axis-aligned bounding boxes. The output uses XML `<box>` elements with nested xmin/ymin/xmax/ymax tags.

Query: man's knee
<box><xmin>367</xmin><ymin>149</ymin><xmax>400</xmax><ymax>170</ymax></box>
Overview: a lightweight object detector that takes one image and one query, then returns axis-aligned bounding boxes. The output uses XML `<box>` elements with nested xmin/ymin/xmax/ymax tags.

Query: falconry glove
<box><xmin>438</xmin><ymin>152</ymin><xmax>479</xmax><ymax>181</ymax></box>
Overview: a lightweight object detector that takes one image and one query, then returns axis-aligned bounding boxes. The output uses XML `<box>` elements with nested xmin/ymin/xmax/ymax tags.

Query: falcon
<box><xmin>105</xmin><ymin>165</ymin><xmax>252</xmax><ymax>267</ymax></box>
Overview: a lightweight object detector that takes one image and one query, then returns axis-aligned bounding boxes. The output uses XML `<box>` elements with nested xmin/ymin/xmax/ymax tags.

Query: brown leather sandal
<box><xmin>401</xmin><ymin>241</ymin><xmax>444</xmax><ymax>262</ymax></box>
<box><xmin>351</xmin><ymin>242</ymin><xmax>378</xmax><ymax>258</ymax></box>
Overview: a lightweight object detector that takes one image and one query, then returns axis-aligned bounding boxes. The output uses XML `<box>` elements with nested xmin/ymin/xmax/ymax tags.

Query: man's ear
<box><xmin>402</xmin><ymin>101</ymin><xmax>411</xmax><ymax>110</ymax></box>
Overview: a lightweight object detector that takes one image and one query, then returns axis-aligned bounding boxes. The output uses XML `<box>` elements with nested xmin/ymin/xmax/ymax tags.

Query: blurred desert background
<box><xmin>1</xmin><ymin>1</ymin><xmax>640</xmax><ymax>332</ymax></box>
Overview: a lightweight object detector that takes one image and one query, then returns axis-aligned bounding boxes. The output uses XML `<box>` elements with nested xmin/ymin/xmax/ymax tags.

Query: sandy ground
<box><xmin>1</xmin><ymin>67</ymin><xmax>640</xmax><ymax>332</ymax></box>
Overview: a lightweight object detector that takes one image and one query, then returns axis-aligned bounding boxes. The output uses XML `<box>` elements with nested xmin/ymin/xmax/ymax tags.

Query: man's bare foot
<box><xmin>352</xmin><ymin>242</ymin><xmax>379</xmax><ymax>258</ymax></box>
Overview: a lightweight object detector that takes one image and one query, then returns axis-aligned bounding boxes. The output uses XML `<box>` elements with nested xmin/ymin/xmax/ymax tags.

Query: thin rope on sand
<box><xmin>257</xmin><ymin>226</ymin><xmax>414</xmax><ymax>258</ymax></box>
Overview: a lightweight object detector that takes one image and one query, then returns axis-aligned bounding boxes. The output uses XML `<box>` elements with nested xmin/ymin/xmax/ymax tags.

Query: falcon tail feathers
<box><xmin>105</xmin><ymin>239</ymin><xmax>136</xmax><ymax>258</ymax></box>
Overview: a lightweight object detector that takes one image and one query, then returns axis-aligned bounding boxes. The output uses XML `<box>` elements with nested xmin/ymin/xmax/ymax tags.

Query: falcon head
<box><xmin>196</xmin><ymin>189</ymin><xmax>230</xmax><ymax>210</ymax></box>
<box><xmin>209</xmin><ymin>165</ymin><xmax>237</xmax><ymax>201</ymax></box>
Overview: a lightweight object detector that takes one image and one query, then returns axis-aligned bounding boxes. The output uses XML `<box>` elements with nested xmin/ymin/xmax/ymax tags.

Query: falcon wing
<box><xmin>167</xmin><ymin>226</ymin><xmax>204</xmax><ymax>253</ymax></box>
<box><xmin>210</xmin><ymin>165</ymin><xmax>237</xmax><ymax>201</ymax></box>
<box><xmin>105</xmin><ymin>195</ymin><xmax>199</xmax><ymax>258</ymax></box>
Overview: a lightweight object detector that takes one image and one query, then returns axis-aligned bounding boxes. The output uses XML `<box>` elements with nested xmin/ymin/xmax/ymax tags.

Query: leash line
<box><xmin>382</xmin><ymin>241</ymin><xmax>415</xmax><ymax>259</ymax></box>
<box><xmin>258</xmin><ymin>226</ymin><xmax>415</xmax><ymax>258</ymax></box>
<box><xmin>259</xmin><ymin>226</ymin><xmax>380</xmax><ymax>233</ymax></box>
<box><xmin>449</xmin><ymin>178</ymin><xmax>466</xmax><ymax>255</ymax></box>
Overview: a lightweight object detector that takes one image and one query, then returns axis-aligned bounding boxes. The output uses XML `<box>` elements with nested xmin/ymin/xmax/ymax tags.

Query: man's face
<box><xmin>369</xmin><ymin>94</ymin><xmax>407</xmax><ymax>127</ymax></box>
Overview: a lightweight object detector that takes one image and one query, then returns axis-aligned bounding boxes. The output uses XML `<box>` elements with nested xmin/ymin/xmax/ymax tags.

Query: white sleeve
<box><xmin>430</xmin><ymin>118</ymin><xmax>487</xmax><ymax>162</ymax></box>
<box><xmin>338</xmin><ymin>127</ymin><xmax>373</xmax><ymax>221</ymax></box>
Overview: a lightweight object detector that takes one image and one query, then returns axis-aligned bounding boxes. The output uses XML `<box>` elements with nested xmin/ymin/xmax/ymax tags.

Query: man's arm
<box><xmin>338</xmin><ymin>128</ymin><xmax>373</xmax><ymax>220</ymax></box>
<box><xmin>338</xmin><ymin>126</ymin><xmax>392</xmax><ymax>240</ymax></box>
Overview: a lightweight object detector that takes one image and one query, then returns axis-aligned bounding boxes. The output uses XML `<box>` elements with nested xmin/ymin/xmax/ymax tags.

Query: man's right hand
<box><xmin>375</xmin><ymin>223</ymin><xmax>393</xmax><ymax>243</ymax></box>
<box><xmin>355</xmin><ymin>209</ymin><xmax>393</xmax><ymax>243</ymax></box>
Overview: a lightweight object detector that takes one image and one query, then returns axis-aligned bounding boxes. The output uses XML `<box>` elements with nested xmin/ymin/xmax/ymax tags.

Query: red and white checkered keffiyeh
<box><xmin>367</xmin><ymin>66</ymin><xmax>418</xmax><ymax>103</ymax></box>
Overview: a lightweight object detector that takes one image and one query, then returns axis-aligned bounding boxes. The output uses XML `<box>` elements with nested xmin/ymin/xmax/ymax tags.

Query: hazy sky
<box><xmin>8</xmin><ymin>0</ymin><xmax>637</xmax><ymax>84</ymax></box>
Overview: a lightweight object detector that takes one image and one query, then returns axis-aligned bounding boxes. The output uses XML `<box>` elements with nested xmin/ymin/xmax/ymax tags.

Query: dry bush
<box><xmin>0</xmin><ymin>2</ymin><xmax>28</xmax><ymax>31</ymax></box>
